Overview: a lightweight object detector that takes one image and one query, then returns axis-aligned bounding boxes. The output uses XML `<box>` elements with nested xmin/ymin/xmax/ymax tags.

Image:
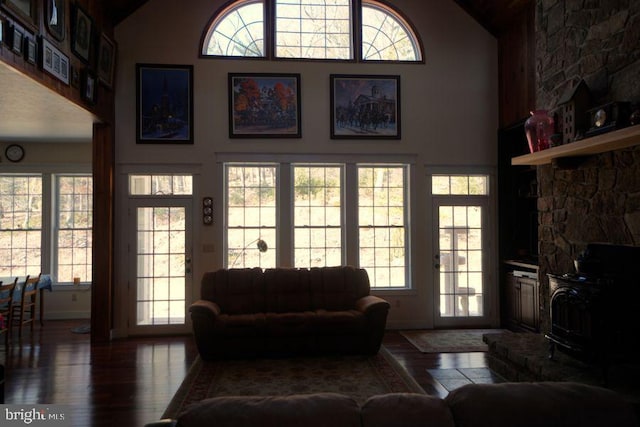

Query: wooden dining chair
<box><xmin>0</xmin><ymin>278</ymin><xmax>18</xmax><ymax>348</ymax></box>
<box><xmin>11</xmin><ymin>274</ymin><xmax>41</xmax><ymax>337</ymax></box>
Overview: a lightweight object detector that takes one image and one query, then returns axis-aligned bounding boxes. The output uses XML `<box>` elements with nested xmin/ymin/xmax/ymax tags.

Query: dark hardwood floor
<box><xmin>0</xmin><ymin>320</ymin><xmax>491</xmax><ymax>427</ymax></box>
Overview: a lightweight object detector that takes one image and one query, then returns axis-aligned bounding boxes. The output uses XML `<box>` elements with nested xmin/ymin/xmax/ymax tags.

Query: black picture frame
<box><xmin>10</xmin><ymin>25</ymin><xmax>22</xmax><ymax>54</ymax></box>
<box><xmin>136</xmin><ymin>63</ymin><xmax>194</xmax><ymax>144</ymax></box>
<box><xmin>228</xmin><ymin>73</ymin><xmax>301</xmax><ymax>138</ymax></box>
<box><xmin>71</xmin><ymin>4</ymin><xmax>92</xmax><ymax>63</ymax></box>
<box><xmin>1</xmin><ymin>0</ymin><xmax>37</xmax><ymax>31</ymax></box>
<box><xmin>81</xmin><ymin>68</ymin><xmax>97</xmax><ymax>105</ymax></box>
<box><xmin>330</xmin><ymin>74</ymin><xmax>401</xmax><ymax>140</ymax></box>
<box><xmin>97</xmin><ymin>33</ymin><xmax>116</xmax><ymax>89</ymax></box>
<box><xmin>40</xmin><ymin>35</ymin><xmax>70</xmax><ymax>85</ymax></box>
<box><xmin>24</xmin><ymin>35</ymin><xmax>36</xmax><ymax>64</ymax></box>
<box><xmin>0</xmin><ymin>17</ymin><xmax>4</xmax><ymax>45</ymax></box>
<box><xmin>45</xmin><ymin>0</ymin><xmax>66</xmax><ymax>41</ymax></box>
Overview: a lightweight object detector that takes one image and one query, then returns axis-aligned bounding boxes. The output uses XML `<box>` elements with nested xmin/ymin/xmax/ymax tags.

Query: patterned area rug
<box><xmin>400</xmin><ymin>329</ymin><xmax>511</xmax><ymax>353</ymax></box>
<box><xmin>162</xmin><ymin>346</ymin><xmax>424</xmax><ymax>419</ymax></box>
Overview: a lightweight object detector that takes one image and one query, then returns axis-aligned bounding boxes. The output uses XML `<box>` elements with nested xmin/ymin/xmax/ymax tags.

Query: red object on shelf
<box><xmin>524</xmin><ymin>110</ymin><xmax>554</xmax><ymax>153</ymax></box>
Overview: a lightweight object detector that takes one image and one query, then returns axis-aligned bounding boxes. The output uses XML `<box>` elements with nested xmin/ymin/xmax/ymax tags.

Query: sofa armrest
<box><xmin>355</xmin><ymin>295</ymin><xmax>390</xmax><ymax>314</ymax></box>
<box><xmin>189</xmin><ymin>300</ymin><xmax>221</xmax><ymax>317</ymax></box>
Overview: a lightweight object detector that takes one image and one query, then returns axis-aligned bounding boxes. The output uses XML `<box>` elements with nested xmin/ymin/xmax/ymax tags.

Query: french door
<box><xmin>432</xmin><ymin>197</ymin><xmax>492</xmax><ymax>328</ymax></box>
<box><xmin>128</xmin><ymin>198</ymin><xmax>192</xmax><ymax>334</ymax></box>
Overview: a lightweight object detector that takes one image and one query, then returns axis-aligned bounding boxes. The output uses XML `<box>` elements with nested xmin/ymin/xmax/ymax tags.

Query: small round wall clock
<box><xmin>5</xmin><ymin>144</ymin><xmax>25</xmax><ymax>162</ymax></box>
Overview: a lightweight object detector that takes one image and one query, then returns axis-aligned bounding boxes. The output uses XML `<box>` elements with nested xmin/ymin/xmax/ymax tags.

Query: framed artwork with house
<box><xmin>136</xmin><ymin>63</ymin><xmax>194</xmax><ymax>144</ymax></box>
<box><xmin>228</xmin><ymin>73</ymin><xmax>301</xmax><ymax>138</ymax></box>
<box><xmin>330</xmin><ymin>74</ymin><xmax>401</xmax><ymax>139</ymax></box>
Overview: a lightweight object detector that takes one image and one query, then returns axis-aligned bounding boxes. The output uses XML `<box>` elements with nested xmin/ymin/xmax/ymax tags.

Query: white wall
<box><xmin>113</xmin><ymin>0</ymin><xmax>498</xmax><ymax>333</ymax></box>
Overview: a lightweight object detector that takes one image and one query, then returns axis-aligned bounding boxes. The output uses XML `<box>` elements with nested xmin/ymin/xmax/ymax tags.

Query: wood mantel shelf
<box><xmin>511</xmin><ymin>125</ymin><xmax>640</xmax><ymax>166</ymax></box>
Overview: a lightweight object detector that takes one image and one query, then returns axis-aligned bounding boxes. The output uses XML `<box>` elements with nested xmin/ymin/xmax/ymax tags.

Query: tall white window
<box><xmin>202</xmin><ymin>0</ymin><xmax>422</xmax><ymax>61</ymax></box>
<box><xmin>55</xmin><ymin>175</ymin><xmax>93</xmax><ymax>283</ymax></box>
<box><xmin>0</xmin><ymin>175</ymin><xmax>42</xmax><ymax>277</ymax></box>
<box><xmin>293</xmin><ymin>165</ymin><xmax>343</xmax><ymax>268</ymax></box>
<box><xmin>358</xmin><ymin>165</ymin><xmax>407</xmax><ymax>288</ymax></box>
<box><xmin>226</xmin><ymin>164</ymin><xmax>277</xmax><ymax>268</ymax></box>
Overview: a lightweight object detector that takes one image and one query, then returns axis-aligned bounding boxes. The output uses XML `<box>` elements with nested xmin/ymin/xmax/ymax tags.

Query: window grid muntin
<box><xmin>226</xmin><ymin>164</ymin><xmax>277</xmax><ymax>268</ymax></box>
<box><xmin>357</xmin><ymin>165</ymin><xmax>408</xmax><ymax>288</ymax></box>
<box><xmin>55</xmin><ymin>175</ymin><xmax>93</xmax><ymax>284</ymax></box>
<box><xmin>0</xmin><ymin>175</ymin><xmax>43</xmax><ymax>277</ymax></box>
<box><xmin>128</xmin><ymin>174</ymin><xmax>193</xmax><ymax>196</ymax></box>
<box><xmin>293</xmin><ymin>165</ymin><xmax>343</xmax><ymax>268</ymax></box>
<box><xmin>203</xmin><ymin>0</ymin><xmax>265</xmax><ymax>57</ymax></box>
<box><xmin>432</xmin><ymin>175</ymin><xmax>489</xmax><ymax>196</ymax></box>
<box><xmin>202</xmin><ymin>0</ymin><xmax>421</xmax><ymax>62</ymax></box>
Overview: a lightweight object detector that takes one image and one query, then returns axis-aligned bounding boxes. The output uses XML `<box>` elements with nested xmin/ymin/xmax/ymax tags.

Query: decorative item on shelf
<box><xmin>230</xmin><ymin>238</ymin><xmax>268</xmax><ymax>268</ymax></box>
<box><xmin>556</xmin><ymin>79</ymin><xmax>591</xmax><ymax>145</ymax></box>
<box><xmin>585</xmin><ymin>101</ymin><xmax>631</xmax><ymax>137</ymax></box>
<box><xmin>202</xmin><ymin>197</ymin><xmax>213</xmax><ymax>225</ymax></box>
<box><xmin>524</xmin><ymin>110</ymin><xmax>554</xmax><ymax>153</ymax></box>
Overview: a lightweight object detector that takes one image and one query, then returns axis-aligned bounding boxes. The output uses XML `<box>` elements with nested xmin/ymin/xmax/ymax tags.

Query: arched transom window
<box><xmin>202</xmin><ymin>0</ymin><xmax>423</xmax><ymax>62</ymax></box>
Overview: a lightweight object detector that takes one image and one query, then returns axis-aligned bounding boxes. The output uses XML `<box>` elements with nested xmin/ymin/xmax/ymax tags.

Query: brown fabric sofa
<box><xmin>145</xmin><ymin>382</ymin><xmax>639</xmax><ymax>427</ymax></box>
<box><xmin>189</xmin><ymin>266</ymin><xmax>391</xmax><ymax>360</ymax></box>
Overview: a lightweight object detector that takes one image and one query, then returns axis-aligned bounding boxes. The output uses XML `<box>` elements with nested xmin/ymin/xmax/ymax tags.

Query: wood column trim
<box><xmin>91</xmin><ymin>122</ymin><xmax>114</xmax><ymax>342</ymax></box>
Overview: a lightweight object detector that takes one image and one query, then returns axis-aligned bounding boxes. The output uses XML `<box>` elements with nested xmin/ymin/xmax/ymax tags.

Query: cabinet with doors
<box><xmin>504</xmin><ymin>261</ymin><xmax>539</xmax><ymax>332</ymax></box>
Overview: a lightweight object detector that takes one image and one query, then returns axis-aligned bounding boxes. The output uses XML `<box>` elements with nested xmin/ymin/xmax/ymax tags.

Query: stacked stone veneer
<box><xmin>534</xmin><ymin>0</ymin><xmax>640</xmax><ymax>332</ymax></box>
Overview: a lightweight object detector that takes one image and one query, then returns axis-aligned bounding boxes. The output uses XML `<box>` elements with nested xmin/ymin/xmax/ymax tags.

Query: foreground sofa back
<box><xmin>190</xmin><ymin>266</ymin><xmax>390</xmax><ymax>360</ymax></box>
<box><xmin>145</xmin><ymin>382</ymin><xmax>639</xmax><ymax>427</ymax></box>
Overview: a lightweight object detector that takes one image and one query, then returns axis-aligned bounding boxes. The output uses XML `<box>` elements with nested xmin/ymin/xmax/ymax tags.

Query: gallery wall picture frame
<box><xmin>330</xmin><ymin>74</ymin><xmax>401</xmax><ymax>140</ymax></box>
<box><xmin>228</xmin><ymin>73</ymin><xmax>301</xmax><ymax>138</ymax></box>
<box><xmin>0</xmin><ymin>18</ymin><xmax>4</xmax><ymax>45</ymax></box>
<box><xmin>81</xmin><ymin>69</ymin><xmax>97</xmax><ymax>105</ymax></box>
<box><xmin>71</xmin><ymin>4</ymin><xmax>92</xmax><ymax>63</ymax></box>
<box><xmin>1</xmin><ymin>0</ymin><xmax>37</xmax><ymax>32</ymax></box>
<box><xmin>24</xmin><ymin>35</ymin><xmax>36</xmax><ymax>64</ymax></box>
<box><xmin>40</xmin><ymin>36</ymin><xmax>69</xmax><ymax>85</ymax></box>
<box><xmin>97</xmin><ymin>33</ymin><xmax>116</xmax><ymax>89</ymax></box>
<box><xmin>136</xmin><ymin>63</ymin><xmax>194</xmax><ymax>144</ymax></box>
<box><xmin>46</xmin><ymin>0</ymin><xmax>66</xmax><ymax>41</ymax></box>
<box><xmin>10</xmin><ymin>25</ymin><xmax>23</xmax><ymax>54</ymax></box>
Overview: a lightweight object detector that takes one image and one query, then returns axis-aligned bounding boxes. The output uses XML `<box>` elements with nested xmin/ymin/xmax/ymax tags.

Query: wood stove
<box><xmin>545</xmin><ymin>244</ymin><xmax>640</xmax><ymax>371</ymax></box>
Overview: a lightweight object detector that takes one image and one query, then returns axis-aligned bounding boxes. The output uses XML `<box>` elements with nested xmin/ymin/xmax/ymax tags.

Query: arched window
<box><xmin>201</xmin><ymin>0</ymin><xmax>422</xmax><ymax>62</ymax></box>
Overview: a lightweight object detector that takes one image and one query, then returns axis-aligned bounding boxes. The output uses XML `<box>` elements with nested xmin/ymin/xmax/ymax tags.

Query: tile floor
<box><xmin>427</xmin><ymin>367</ymin><xmax>505</xmax><ymax>392</ymax></box>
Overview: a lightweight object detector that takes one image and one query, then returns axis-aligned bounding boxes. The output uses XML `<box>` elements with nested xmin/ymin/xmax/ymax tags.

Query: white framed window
<box><xmin>55</xmin><ymin>175</ymin><xmax>93</xmax><ymax>284</ymax></box>
<box><xmin>129</xmin><ymin>174</ymin><xmax>193</xmax><ymax>196</ymax></box>
<box><xmin>357</xmin><ymin>165</ymin><xmax>408</xmax><ymax>288</ymax></box>
<box><xmin>0</xmin><ymin>175</ymin><xmax>42</xmax><ymax>277</ymax></box>
<box><xmin>225</xmin><ymin>164</ymin><xmax>277</xmax><ymax>268</ymax></box>
<box><xmin>221</xmin><ymin>161</ymin><xmax>410</xmax><ymax>288</ymax></box>
<box><xmin>293</xmin><ymin>165</ymin><xmax>343</xmax><ymax>268</ymax></box>
<box><xmin>202</xmin><ymin>0</ymin><xmax>422</xmax><ymax>62</ymax></box>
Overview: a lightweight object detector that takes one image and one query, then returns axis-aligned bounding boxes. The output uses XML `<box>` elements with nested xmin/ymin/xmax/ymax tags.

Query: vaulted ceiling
<box><xmin>0</xmin><ymin>0</ymin><xmax>527</xmax><ymax>144</ymax></box>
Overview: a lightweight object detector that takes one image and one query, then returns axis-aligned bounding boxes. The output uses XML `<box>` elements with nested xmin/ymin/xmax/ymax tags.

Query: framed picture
<box><xmin>71</xmin><ymin>4</ymin><xmax>92</xmax><ymax>63</ymax></box>
<box><xmin>45</xmin><ymin>0</ymin><xmax>66</xmax><ymax>41</ymax></box>
<box><xmin>0</xmin><ymin>18</ymin><xmax>4</xmax><ymax>45</ymax></box>
<box><xmin>11</xmin><ymin>25</ymin><xmax>23</xmax><ymax>54</ymax></box>
<box><xmin>136</xmin><ymin>63</ymin><xmax>193</xmax><ymax>144</ymax></box>
<box><xmin>97</xmin><ymin>33</ymin><xmax>116</xmax><ymax>89</ymax></box>
<box><xmin>228</xmin><ymin>73</ymin><xmax>301</xmax><ymax>138</ymax></box>
<box><xmin>81</xmin><ymin>69</ymin><xmax>97</xmax><ymax>105</ymax></box>
<box><xmin>40</xmin><ymin>36</ymin><xmax>69</xmax><ymax>85</ymax></box>
<box><xmin>1</xmin><ymin>0</ymin><xmax>37</xmax><ymax>31</ymax></box>
<box><xmin>330</xmin><ymin>74</ymin><xmax>401</xmax><ymax>139</ymax></box>
<box><xmin>24</xmin><ymin>35</ymin><xmax>36</xmax><ymax>64</ymax></box>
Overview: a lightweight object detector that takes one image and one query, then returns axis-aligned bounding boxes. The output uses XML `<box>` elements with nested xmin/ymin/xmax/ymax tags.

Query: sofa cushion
<box><xmin>264</xmin><ymin>268</ymin><xmax>313</xmax><ymax>313</ymax></box>
<box><xmin>177</xmin><ymin>393</ymin><xmax>361</xmax><ymax>427</ymax></box>
<box><xmin>265</xmin><ymin>311</ymin><xmax>316</xmax><ymax>335</ymax></box>
<box><xmin>445</xmin><ymin>382</ymin><xmax>639</xmax><ymax>427</ymax></box>
<box><xmin>201</xmin><ymin>268</ymin><xmax>264</xmax><ymax>314</ymax></box>
<box><xmin>214</xmin><ymin>313</ymin><xmax>266</xmax><ymax>336</ymax></box>
<box><xmin>310</xmin><ymin>266</ymin><xmax>370</xmax><ymax>311</ymax></box>
<box><xmin>314</xmin><ymin>309</ymin><xmax>366</xmax><ymax>333</ymax></box>
<box><xmin>362</xmin><ymin>393</ymin><xmax>455</xmax><ymax>427</ymax></box>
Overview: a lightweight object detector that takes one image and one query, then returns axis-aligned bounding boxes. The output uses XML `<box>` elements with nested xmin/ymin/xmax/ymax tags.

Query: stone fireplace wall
<box><xmin>535</xmin><ymin>1</ymin><xmax>640</xmax><ymax>332</ymax></box>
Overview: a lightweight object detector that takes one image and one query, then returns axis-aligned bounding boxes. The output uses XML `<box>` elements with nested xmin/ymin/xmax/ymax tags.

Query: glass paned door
<box><xmin>129</xmin><ymin>199</ymin><xmax>192</xmax><ymax>334</ymax></box>
<box><xmin>433</xmin><ymin>200</ymin><xmax>490</xmax><ymax>327</ymax></box>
